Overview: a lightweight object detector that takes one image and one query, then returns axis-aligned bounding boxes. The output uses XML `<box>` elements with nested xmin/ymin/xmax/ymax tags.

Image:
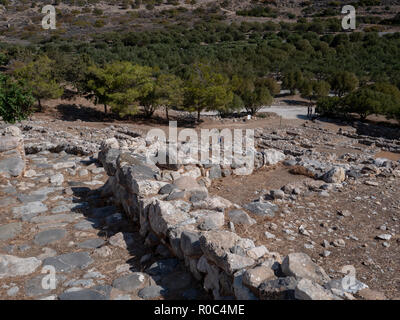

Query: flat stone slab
<box><xmin>73</xmin><ymin>219</ymin><xmax>100</xmax><ymax>231</ymax></box>
<box><xmin>17</xmin><ymin>193</ymin><xmax>47</xmax><ymax>203</ymax></box>
<box><xmin>0</xmin><ymin>254</ymin><xmax>42</xmax><ymax>279</ymax></box>
<box><xmin>0</xmin><ymin>222</ymin><xmax>22</xmax><ymax>241</ymax></box>
<box><xmin>42</xmin><ymin>252</ymin><xmax>93</xmax><ymax>273</ymax></box>
<box><xmin>0</xmin><ymin>197</ymin><xmax>16</xmax><ymax>207</ymax></box>
<box><xmin>78</xmin><ymin>238</ymin><xmax>105</xmax><ymax>249</ymax></box>
<box><xmin>24</xmin><ymin>274</ymin><xmax>63</xmax><ymax>297</ymax></box>
<box><xmin>34</xmin><ymin>229</ymin><xmax>67</xmax><ymax>246</ymax></box>
<box><xmin>0</xmin><ymin>153</ymin><xmax>25</xmax><ymax>177</ymax></box>
<box><xmin>12</xmin><ymin>202</ymin><xmax>48</xmax><ymax>220</ymax></box>
<box><xmin>112</xmin><ymin>273</ymin><xmax>147</xmax><ymax>292</ymax></box>
<box><xmin>0</xmin><ymin>186</ymin><xmax>17</xmax><ymax>195</ymax></box>
<box><xmin>51</xmin><ymin>202</ymin><xmax>89</xmax><ymax>214</ymax></box>
<box><xmin>0</xmin><ymin>136</ymin><xmax>20</xmax><ymax>152</ymax></box>
<box><xmin>243</xmin><ymin>201</ymin><xmax>278</xmax><ymax>218</ymax></box>
<box><xmin>31</xmin><ymin>214</ymin><xmax>81</xmax><ymax>224</ymax></box>
<box><xmin>37</xmin><ymin>223</ymin><xmax>69</xmax><ymax>231</ymax></box>
<box><xmin>58</xmin><ymin>289</ymin><xmax>108</xmax><ymax>300</ymax></box>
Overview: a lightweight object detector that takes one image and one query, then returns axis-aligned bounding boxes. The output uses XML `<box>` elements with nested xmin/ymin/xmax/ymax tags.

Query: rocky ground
<box><xmin>210</xmin><ymin>123</ymin><xmax>400</xmax><ymax>299</ymax></box>
<box><xmin>0</xmin><ymin>116</ymin><xmax>399</xmax><ymax>300</ymax></box>
<box><xmin>0</xmin><ymin>123</ymin><xmax>208</xmax><ymax>300</ymax></box>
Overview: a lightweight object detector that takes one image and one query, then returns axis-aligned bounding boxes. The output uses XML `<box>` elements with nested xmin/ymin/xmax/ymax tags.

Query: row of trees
<box><xmin>282</xmin><ymin>70</ymin><xmax>359</xmax><ymax>102</ymax></box>
<box><xmin>2</xmin><ymin>55</ymin><xmax>400</xmax><ymax>124</ymax></box>
<box><xmin>2</xmin><ymin>19</ymin><xmax>400</xmax><ymax>124</ymax></box>
<box><xmin>85</xmin><ymin>61</ymin><xmax>281</xmax><ymax>121</ymax></box>
<box><xmin>317</xmin><ymin>82</ymin><xmax>400</xmax><ymax>121</ymax></box>
<box><xmin>0</xmin><ymin>57</ymin><xmax>281</xmax><ymax>123</ymax></box>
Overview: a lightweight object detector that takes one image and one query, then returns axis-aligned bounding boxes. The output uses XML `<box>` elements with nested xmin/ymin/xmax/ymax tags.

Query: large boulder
<box><xmin>295</xmin><ymin>278</ymin><xmax>338</xmax><ymax>300</ymax></box>
<box><xmin>259</xmin><ymin>277</ymin><xmax>298</xmax><ymax>300</ymax></box>
<box><xmin>98</xmin><ymin>148</ymin><xmax>120</xmax><ymax>176</ymax></box>
<box><xmin>322</xmin><ymin>167</ymin><xmax>346</xmax><ymax>184</ymax></box>
<box><xmin>172</xmin><ymin>176</ymin><xmax>208</xmax><ymax>199</ymax></box>
<box><xmin>228</xmin><ymin>209</ymin><xmax>256</xmax><ymax>226</ymax></box>
<box><xmin>180</xmin><ymin>231</ymin><xmax>202</xmax><ymax>258</ymax></box>
<box><xmin>243</xmin><ymin>265</ymin><xmax>276</xmax><ymax>292</ymax></box>
<box><xmin>148</xmin><ymin>200</ymin><xmax>192</xmax><ymax>238</ymax></box>
<box><xmin>263</xmin><ymin>149</ymin><xmax>286</xmax><ymax>166</ymax></box>
<box><xmin>199</xmin><ymin>231</ymin><xmax>255</xmax><ymax>274</ymax></box>
<box><xmin>281</xmin><ymin>252</ymin><xmax>330</xmax><ymax>285</ymax></box>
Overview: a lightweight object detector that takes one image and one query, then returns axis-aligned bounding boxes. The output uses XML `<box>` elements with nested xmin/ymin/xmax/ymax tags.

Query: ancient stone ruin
<box><xmin>0</xmin><ymin>120</ymin><xmax>398</xmax><ymax>300</ymax></box>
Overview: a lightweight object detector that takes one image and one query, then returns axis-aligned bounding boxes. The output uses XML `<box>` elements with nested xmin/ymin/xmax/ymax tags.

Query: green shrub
<box><xmin>0</xmin><ymin>73</ymin><xmax>35</xmax><ymax>123</ymax></box>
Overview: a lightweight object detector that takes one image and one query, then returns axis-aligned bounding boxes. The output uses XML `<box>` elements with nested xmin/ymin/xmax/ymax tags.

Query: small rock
<box><xmin>264</xmin><ymin>231</ymin><xmax>276</xmax><ymax>239</ymax></box>
<box><xmin>109</xmin><ymin>232</ymin><xmax>134</xmax><ymax>249</ymax></box>
<box><xmin>7</xmin><ymin>286</ymin><xmax>19</xmax><ymax>297</ymax></box>
<box><xmin>93</xmin><ymin>246</ymin><xmax>112</xmax><ymax>258</ymax></box>
<box><xmin>270</xmin><ymin>189</ymin><xmax>285</xmax><ymax>200</ymax></box>
<box><xmin>322</xmin><ymin>250</ymin><xmax>331</xmax><ymax>257</ymax></box>
<box><xmin>337</xmin><ymin>210</ymin><xmax>351</xmax><ymax>217</ymax></box>
<box><xmin>228</xmin><ymin>209</ymin><xmax>256</xmax><ymax>226</ymax></box>
<box><xmin>332</xmin><ymin>239</ymin><xmax>346</xmax><ymax>247</ymax></box>
<box><xmin>376</xmin><ymin>234</ymin><xmax>392</xmax><ymax>241</ymax></box>
<box><xmin>50</xmin><ymin>174</ymin><xmax>64</xmax><ymax>186</ymax></box>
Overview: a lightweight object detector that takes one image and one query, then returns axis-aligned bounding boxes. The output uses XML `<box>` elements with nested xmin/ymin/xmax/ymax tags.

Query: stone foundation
<box><xmin>99</xmin><ymin>140</ymin><xmax>348</xmax><ymax>300</ymax></box>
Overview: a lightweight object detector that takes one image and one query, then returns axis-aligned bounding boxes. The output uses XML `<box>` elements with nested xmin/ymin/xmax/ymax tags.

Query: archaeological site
<box><xmin>0</xmin><ymin>0</ymin><xmax>399</xmax><ymax>305</ymax></box>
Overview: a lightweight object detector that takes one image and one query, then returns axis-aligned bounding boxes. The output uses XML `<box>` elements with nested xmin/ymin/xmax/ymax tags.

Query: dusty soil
<box><xmin>209</xmin><ymin>160</ymin><xmax>400</xmax><ymax>299</ymax></box>
<box><xmin>210</xmin><ymin>165</ymin><xmax>310</xmax><ymax>206</ymax></box>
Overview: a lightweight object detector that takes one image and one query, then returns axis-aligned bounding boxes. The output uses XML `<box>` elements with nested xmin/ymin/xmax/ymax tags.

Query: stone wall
<box><xmin>99</xmin><ymin>139</ymin><xmax>353</xmax><ymax>300</ymax></box>
<box><xmin>0</xmin><ymin>126</ymin><xmax>25</xmax><ymax>178</ymax></box>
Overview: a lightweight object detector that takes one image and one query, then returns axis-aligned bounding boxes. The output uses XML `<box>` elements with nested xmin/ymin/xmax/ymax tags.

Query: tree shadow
<box><xmin>311</xmin><ymin>115</ymin><xmax>400</xmax><ymax>139</ymax></box>
<box><xmin>55</xmin><ymin>104</ymin><xmax>202</xmax><ymax>128</ymax></box>
<box><xmin>127</xmin><ymin>113</ymin><xmax>199</xmax><ymax>128</ymax></box>
<box><xmin>296</xmin><ymin>114</ymin><xmax>311</xmax><ymax>120</ymax></box>
<box><xmin>56</xmin><ymin>104</ymin><xmax>114</xmax><ymax>122</ymax></box>
<box><xmin>281</xmin><ymin>99</ymin><xmax>308</xmax><ymax>106</ymax></box>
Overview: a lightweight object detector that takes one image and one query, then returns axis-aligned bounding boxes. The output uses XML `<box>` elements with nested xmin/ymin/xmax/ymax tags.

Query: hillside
<box><xmin>1</xmin><ymin>0</ymin><xmax>400</xmax><ymax>42</ymax></box>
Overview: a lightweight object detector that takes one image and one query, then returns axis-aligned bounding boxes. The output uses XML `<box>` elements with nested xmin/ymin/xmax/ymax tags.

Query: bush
<box><xmin>0</xmin><ymin>73</ymin><xmax>34</xmax><ymax>123</ymax></box>
<box><xmin>316</xmin><ymin>96</ymin><xmax>342</xmax><ymax>117</ymax></box>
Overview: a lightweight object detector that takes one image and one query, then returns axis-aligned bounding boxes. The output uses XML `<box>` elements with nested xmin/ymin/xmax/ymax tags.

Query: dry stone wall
<box><xmin>99</xmin><ymin>138</ymin><xmax>355</xmax><ymax>300</ymax></box>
